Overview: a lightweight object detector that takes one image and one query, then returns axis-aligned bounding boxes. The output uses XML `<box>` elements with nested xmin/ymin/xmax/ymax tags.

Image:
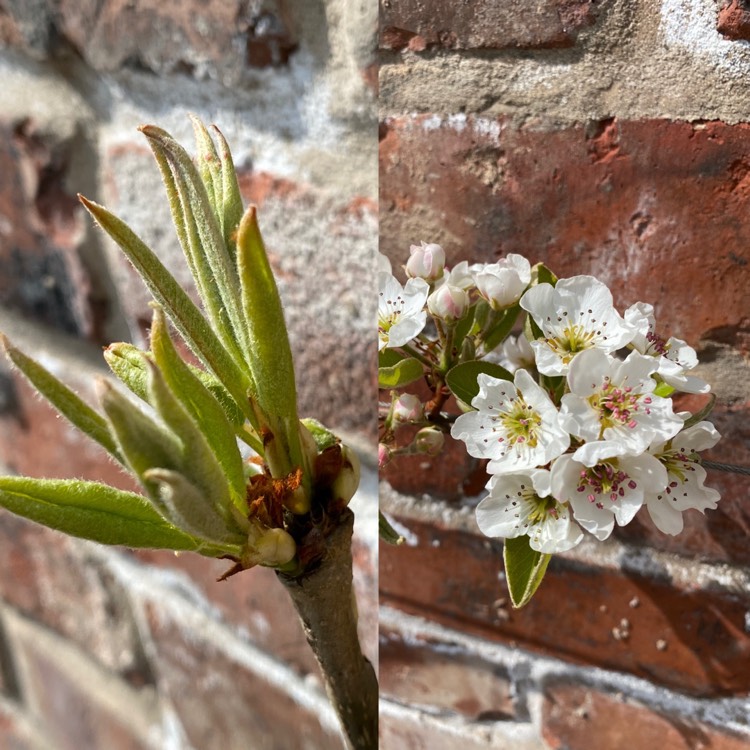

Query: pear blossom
<box><xmin>378</xmin><ymin>272</ymin><xmax>429</xmax><ymax>351</ymax></box>
<box><xmin>643</xmin><ymin>421</ymin><xmax>721</xmax><ymax>535</ymax></box>
<box><xmin>487</xmin><ymin>334</ymin><xmax>536</xmax><ymax>373</ymax></box>
<box><xmin>451</xmin><ymin>369</ymin><xmax>570</xmax><ymax>474</ymax></box>
<box><xmin>377</xmin><ymin>251</ymin><xmax>393</xmax><ymax>274</ymax></box>
<box><xmin>427</xmin><ymin>283</ymin><xmax>470</xmax><ymax>322</ymax></box>
<box><xmin>438</xmin><ymin>260</ymin><xmax>477</xmax><ymax>290</ymax></box>
<box><xmin>477</xmin><ymin>469</ymin><xmax>584</xmax><ymax>553</ymax></box>
<box><xmin>406</xmin><ymin>241</ymin><xmax>445</xmax><ymax>281</ymax></box>
<box><xmin>415</xmin><ymin>426</ymin><xmax>445</xmax><ymax>455</ymax></box>
<box><xmin>551</xmin><ymin>452</ymin><xmax>667</xmax><ymax>540</ymax></box>
<box><xmin>473</xmin><ymin>254</ymin><xmax>532</xmax><ymax>310</ymax></box>
<box><xmin>520</xmin><ymin>275</ymin><xmax>635</xmax><ymax>375</ymax></box>
<box><xmin>393</xmin><ymin>393</ymin><xmax>423</xmax><ymax>423</ymax></box>
<box><xmin>560</xmin><ymin>349</ymin><xmax>683</xmax><ymax>465</ymax></box>
<box><xmin>624</xmin><ymin>302</ymin><xmax>709</xmax><ymax>394</ymax></box>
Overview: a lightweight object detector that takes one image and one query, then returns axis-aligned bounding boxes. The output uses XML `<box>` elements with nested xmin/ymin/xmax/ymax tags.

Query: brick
<box><xmin>0</xmin><ymin>118</ymin><xmax>94</xmax><ymax>339</ymax></box>
<box><xmin>542</xmin><ymin>682</ymin><xmax>750</xmax><ymax>750</ymax></box>
<box><xmin>0</xmin><ymin>512</ymin><xmax>153</xmax><ymax>688</ymax></box>
<box><xmin>144</xmin><ymin>601</ymin><xmax>343</xmax><ymax>750</ymax></box>
<box><xmin>717</xmin><ymin>0</ymin><xmax>750</xmax><ymax>40</ymax></box>
<box><xmin>379</xmin><ymin>516</ymin><xmax>750</xmax><ymax>696</ymax></box>
<box><xmin>380</xmin><ymin>627</ymin><xmax>515</xmax><ymax>719</ymax></box>
<box><xmin>380</xmin><ymin>0</ymin><xmax>599</xmax><ymax>51</ymax></box>
<box><xmin>380</xmin><ymin>115</ymin><xmax>750</xmax><ymax>347</ymax></box>
<box><xmin>0</xmin><ymin>1</ymin><xmax>297</xmax><ymax>74</ymax></box>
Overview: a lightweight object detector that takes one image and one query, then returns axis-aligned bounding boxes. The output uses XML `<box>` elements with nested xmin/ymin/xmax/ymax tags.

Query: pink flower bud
<box><xmin>415</xmin><ymin>426</ymin><xmax>445</xmax><ymax>455</ymax></box>
<box><xmin>378</xmin><ymin>443</ymin><xmax>392</xmax><ymax>469</ymax></box>
<box><xmin>393</xmin><ymin>393</ymin><xmax>423</xmax><ymax>423</ymax></box>
<box><xmin>427</xmin><ymin>284</ymin><xmax>469</xmax><ymax>322</ymax></box>
<box><xmin>406</xmin><ymin>241</ymin><xmax>446</xmax><ymax>281</ymax></box>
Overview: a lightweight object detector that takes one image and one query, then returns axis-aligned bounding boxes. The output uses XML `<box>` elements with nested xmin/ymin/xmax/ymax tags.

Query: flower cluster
<box><xmin>378</xmin><ymin>244</ymin><xmax>720</xmax><ymax>568</ymax></box>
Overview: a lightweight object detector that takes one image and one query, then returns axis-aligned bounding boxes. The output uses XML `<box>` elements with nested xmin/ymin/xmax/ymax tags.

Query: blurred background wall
<box><xmin>379</xmin><ymin>1</ymin><xmax>750</xmax><ymax>748</ymax></box>
<box><xmin>0</xmin><ymin>1</ymin><xmax>377</xmax><ymax>748</ymax></box>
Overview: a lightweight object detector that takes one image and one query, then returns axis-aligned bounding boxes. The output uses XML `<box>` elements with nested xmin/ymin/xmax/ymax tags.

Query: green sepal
<box><xmin>0</xmin><ymin>476</ymin><xmax>203</xmax><ymax>552</ymax></box>
<box><xmin>524</xmin><ymin>311</ymin><xmax>544</xmax><ymax>342</ymax></box>
<box><xmin>103</xmin><ymin>343</ymin><xmax>151</xmax><ymax>402</ymax></box>
<box><xmin>683</xmin><ymin>393</ymin><xmax>717</xmax><ymax>429</ymax></box>
<box><xmin>653</xmin><ymin>381</ymin><xmax>676</xmax><ymax>398</ymax></box>
<box><xmin>378</xmin><ymin>357</ymin><xmax>423</xmax><ymax>389</ymax></box>
<box><xmin>300</xmin><ymin>418</ymin><xmax>340</xmax><ymax>452</ymax></box>
<box><xmin>379</xmin><ymin>511</ymin><xmax>404</xmax><ymax>546</ymax></box>
<box><xmin>1</xmin><ymin>334</ymin><xmax>122</xmax><ymax>462</ymax></box>
<box><xmin>445</xmin><ymin>361</ymin><xmax>514</xmax><ymax>407</ymax></box>
<box><xmin>78</xmin><ymin>196</ymin><xmax>257</xmax><ymax>429</ymax></box>
<box><xmin>149</xmin><ymin>306</ymin><xmax>246</xmax><ymax>505</ymax></box>
<box><xmin>503</xmin><ymin>535</ymin><xmax>551</xmax><ymax>608</ymax></box>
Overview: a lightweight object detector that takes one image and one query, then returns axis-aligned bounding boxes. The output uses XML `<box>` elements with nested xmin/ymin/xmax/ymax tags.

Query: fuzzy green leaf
<box><xmin>445</xmin><ymin>361</ymin><xmax>514</xmax><ymax>406</ymax></box>
<box><xmin>190</xmin><ymin>115</ymin><xmax>223</xmax><ymax>220</ymax></box>
<box><xmin>103</xmin><ymin>343</ymin><xmax>151</xmax><ymax>402</ymax></box>
<box><xmin>139</xmin><ymin>126</ymin><xmax>248</xmax><ymax>366</ymax></box>
<box><xmin>0</xmin><ymin>477</ymin><xmax>201</xmax><ymax>551</ymax></box>
<box><xmin>150</xmin><ymin>306</ymin><xmax>246</xmax><ymax>504</ymax></box>
<box><xmin>503</xmin><ymin>535</ymin><xmax>551</xmax><ymax>608</ymax></box>
<box><xmin>212</xmin><ymin>124</ymin><xmax>244</xmax><ymax>257</ymax></box>
<box><xmin>79</xmin><ymin>196</ymin><xmax>256</xmax><ymax>427</ymax></box>
<box><xmin>1</xmin><ymin>335</ymin><xmax>121</xmax><ymax>462</ymax></box>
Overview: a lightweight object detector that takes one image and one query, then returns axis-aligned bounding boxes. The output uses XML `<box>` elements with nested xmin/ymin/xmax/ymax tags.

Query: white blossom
<box><xmin>477</xmin><ymin>470</ymin><xmax>584</xmax><ymax>553</ymax></box>
<box><xmin>378</xmin><ymin>272</ymin><xmax>429</xmax><ymax>351</ymax></box>
<box><xmin>624</xmin><ymin>302</ymin><xmax>709</xmax><ymax>394</ymax></box>
<box><xmin>560</xmin><ymin>349</ymin><xmax>683</xmax><ymax>465</ymax></box>
<box><xmin>520</xmin><ymin>275</ymin><xmax>635</xmax><ymax>375</ymax></box>
<box><xmin>377</xmin><ymin>251</ymin><xmax>393</xmax><ymax>274</ymax></box>
<box><xmin>451</xmin><ymin>369</ymin><xmax>569</xmax><ymax>474</ymax></box>
<box><xmin>439</xmin><ymin>261</ymin><xmax>477</xmax><ymax>290</ymax></box>
<box><xmin>643</xmin><ymin>421</ymin><xmax>721</xmax><ymax>535</ymax></box>
<box><xmin>551</xmin><ymin>452</ymin><xmax>667</xmax><ymax>540</ymax></box>
<box><xmin>486</xmin><ymin>334</ymin><xmax>536</xmax><ymax>373</ymax></box>
<box><xmin>473</xmin><ymin>254</ymin><xmax>532</xmax><ymax>310</ymax></box>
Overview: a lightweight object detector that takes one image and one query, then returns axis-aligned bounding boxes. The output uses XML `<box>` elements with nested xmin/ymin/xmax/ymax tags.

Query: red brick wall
<box><xmin>0</xmin><ymin>1</ymin><xmax>377</xmax><ymax>748</ymax></box>
<box><xmin>379</xmin><ymin>1</ymin><xmax>750</xmax><ymax>748</ymax></box>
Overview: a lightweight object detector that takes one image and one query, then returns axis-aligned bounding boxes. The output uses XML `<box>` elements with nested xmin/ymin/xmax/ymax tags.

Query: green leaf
<box><xmin>530</xmin><ymin>262</ymin><xmax>558</xmax><ymax>287</ymax></box>
<box><xmin>0</xmin><ymin>477</ymin><xmax>203</xmax><ymax>551</ymax></box>
<box><xmin>190</xmin><ymin>115</ymin><xmax>223</xmax><ymax>221</ymax></box>
<box><xmin>481</xmin><ymin>304</ymin><xmax>521</xmax><ymax>354</ymax></box>
<box><xmin>236</xmin><ymin>207</ymin><xmax>307</xmax><ymax>494</ymax></box>
<box><xmin>79</xmin><ymin>196</ymin><xmax>257</xmax><ymax>428</ymax></box>
<box><xmin>503</xmin><ymin>535</ymin><xmax>551</xmax><ymax>608</ymax></box>
<box><xmin>139</xmin><ymin>126</ymin><xmax>248</xmax><ymax>366</ymax></box>
<box><xmin>1</xmin><ymin>334</ymin><xmax>122</xmax><ymax>462</ymax></box>
<box><xmin>378</xmin><ymin>357</ymin><xmax>423</xmax><ymax>388</ymax></box>
<box><xmin>452</xmin><ymin>304</ymin><xmax>477</xmax><ymax>353</ymax></box>
<box><xmin>445</xmin><ymin>361</ymin><xmax>514</xmax><ymax>406</ymax></box>
<box><xmin>379</xmin><ymin>511</ymin><xmax>405</xmax><ymax>546</ymax></box>
<box><xmin>378</xmin><ymin>349</ymin><xmax>407</xmax><ymax>368</ymax></box>
<box><xmin>212</xmin><ymin>124</ymin><xmax>244</xmax><ymax>257</ymax></box>
<box><xmin>103</xmin><ymin>343</ymin><xmax>151</xmax><ymax>402</ymax></box>
<box><xmin>524</xmin><ymin>310</ymin><xmax>544</xmax><ymax>342</ymax></box>
<box><xmin>300</xmin><ymin>418</ymin><xmax>340</xmax><ymax>452</ymax></box>
<box><xmin>683</xmin><ymin>393</ymin><xmax>717</xmax><ymax>428</ymax></box>
<box><xmin>149</xmin><ymin>306</ymin><xmax>246</xmax><ymax>505</ymax></box>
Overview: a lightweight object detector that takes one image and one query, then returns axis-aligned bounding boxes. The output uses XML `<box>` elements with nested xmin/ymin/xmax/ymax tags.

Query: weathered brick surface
<box><xmin>380</xmin><ymin>0</ymin><xmax>599</xmax><ymax>51</ymax></box>
<box><xmin>380</xmin><ymin>627</ymin><xmax>515</xmax><ymax>719</ymax></box>
<box><xmin>0</xmin><ymin>512</ymin><xmax>152</xmax><ymax>687</ymax></box>
<box><xmin>0</xmin><ymin>118</ymin><xmax>94</xmax><ymax>339</ymax></box>
<box><xmin>144</xmin><ymin>601</ymin><xmax>343</xmax><ymax>750</ymax></box>
<box><xmin>717</xmin><ymin>0</ymin><xmax>750</xmax><ymax>41</ymax></box>
<box><xmin>0</xmin><ymin>0</ymin><xmax>297</xmax><ymax>75</ymax></box>
<box><xmin>380</xmin><ymin>115</ymin><xmax>750</xmax><ymax>347</ymax></box>
<box><xmin>379</xmin><ymin>516</ymin><xmax>750</xmax><ymax>697</ymax></box>
<box><xmin>542</xmin><ymin>682</ymin><xmax>750</xmax><ymax>750</ymax></box>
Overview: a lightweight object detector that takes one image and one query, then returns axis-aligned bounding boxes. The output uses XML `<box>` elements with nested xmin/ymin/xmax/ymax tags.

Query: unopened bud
<box><xmin>256</xmin><ymin>528</ymin><xmax>296</xmax><ymax>566</ymax></box>
<box><xmin>415</xmin><ymin>426</ymin><xmax>445</xmax><ymax>455</ymax></box>
<box><xmin>393</xmin><ymin>393</ymin><xmax>423</xmax><ymax>423</ymax></box>
<box><xmin>406</xmin><ymin>241</ymin><xmax>445</xmax><ymax>282</ymax></box>
<box><xmin>427</xmin><ymin>284</ymin><xmax>469</xmax><ymax>322</ymax></box>
<box><xmin>331</xmin><ymin>444</ymin><xmax>361</xmax><ymax>506</ymax></box>
<box><xmin>473</xmin><ymin>254</ymin><xmax>531</xmax><ymax>311</ymax></box>
<box><xmin>378</xmin><ymin>443</ymin><xmax>392</xmax><ymax>469</ymax></box>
